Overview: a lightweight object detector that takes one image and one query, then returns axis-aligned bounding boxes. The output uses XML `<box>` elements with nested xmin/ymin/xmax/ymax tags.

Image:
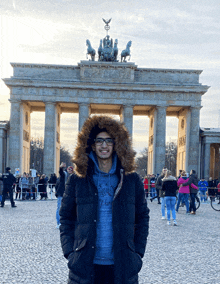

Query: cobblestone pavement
<box><xmin>0</xmin><ymin>197</ymin><xmax>219</xmax><ymax>284</ymax></box>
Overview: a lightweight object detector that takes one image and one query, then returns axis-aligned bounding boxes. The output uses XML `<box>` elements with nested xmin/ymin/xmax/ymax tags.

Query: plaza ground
<box><xmin>0</xmin><ymin>197</ymin><xmax>219</xmax><ymax>284</ymax></box>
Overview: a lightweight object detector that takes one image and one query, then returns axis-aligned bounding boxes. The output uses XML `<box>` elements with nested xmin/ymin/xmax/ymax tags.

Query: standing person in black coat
<box><xmin>55</xmin><ymin>163</ymin><xmax>74</xmax><ymax>229</ymax></box>
<box><xmin>38</xmin><ymin>174</ymin><xmax>47</xmax><ymax>200</ymax></box>
<box><xmin>59</xmin><ymin>115</ymin><xmax>150</xmax><ymax>284</ymax></box>
<box><xmin>1</xmin><ymin>167</ymin><xmax>17</xmax><ymax>208</ymax></box>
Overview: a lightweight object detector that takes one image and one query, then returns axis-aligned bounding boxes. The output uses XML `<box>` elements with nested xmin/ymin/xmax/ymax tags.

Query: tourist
<box><xmin>59</xmin><ymin>115</ymin><xmax>150</xmax><ymax>284</ymax></box>
<box><xmin>150</xmin><ymin>174</ymin><xmax>157</xmax><ymax>200</ymax></box>
<box><xmin>38</xmin><ymin>174</ymin><xmax>47</xmax><ymax>200</ymax></box>
<box><xmin>176</xmin><ymin>171</ymin><xmax>198</xmax><ymax>213</ymax></box>
<box><xmin>155</xmin><ymin>167</ymin><xmax>168</xmax><ymax>219</ymax></box>
<box><xmin>143</xmin><ymin>175</ymin><xmax>150</xmax><ymax>199</ymax></box>
<box><xmin>0</xmin><ymin>167</ymin><xmax>17</xmax><ymax>208</ymax></box>
<box><xmin>180</xmin><ymin>170</ymin><xmax>198</xmax><ymax>215</ymax></box>
<box><xmin>19</xmin><ymin>172</ymin><xmax>29</xmax><ymax>200</ymax></box>
<box><xmin>208</xmin><ymin>177</ymin><xmax>217</xmax><ymax>198</ymax></box>
<box><xmin>55</xmin><ymin>163</ymin><xmax>74</xmax><ymax>229</ymax></box>
<box><xmin>14</xmin><ymin>175</ymin><xmax>21</xmax><ymax>200</ymax></box>
<box><xmin>49</xmin><ymin>173</ymin><xmax>57</xmax><ymax>192</ymax></box>
<box><xmin>198</xmin><ymin>178</ymin><xmax>208</xmax><ymax>202</ymax></box>
<box><xmin>162</xmin><ymin>170</ymin><xmax>178</xmax><ymax>226</ymax></box>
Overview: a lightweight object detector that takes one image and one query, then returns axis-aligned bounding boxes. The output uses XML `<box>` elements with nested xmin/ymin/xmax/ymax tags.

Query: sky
<box><xmin>1</xmin><ymin>0</ymin><xmax>220</xmax><ymax>154</ymax></box>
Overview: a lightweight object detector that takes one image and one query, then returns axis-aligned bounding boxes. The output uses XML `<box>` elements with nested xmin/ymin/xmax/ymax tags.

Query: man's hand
<box><xmin>60</xmin><ymin>162</ymin><xmax>66</xmax><ymax>168</ymax></box>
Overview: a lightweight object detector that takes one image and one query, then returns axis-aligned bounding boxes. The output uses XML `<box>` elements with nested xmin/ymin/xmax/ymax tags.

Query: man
<box><xmin>55</xmin><ymin>163</ymin><xmax>74</xmax><ymax>228</ymax></box>
<box><xmin>198</xmin><ymin>178</ymin><xmax>208</xmax><ymax>203</ymax></box>
<box><xmin>155</xmin><ymin>167</ymin><xmax>168</xmax><ymax>219</ymax></box>
<box><xmin>150</xmin><ymin>174</ymin><xmax>160</xmax><ymax>204</ymax></box>
<box><xmin>1</xmin><ymin>167</ymin><xmax>16</xmax><ymax>208</ymax></box>
<box><xmin>180</xmin><ymin>169</ymin><xmax>198</xmax><ymax>214</ymax></box>
<box><xmin>59</xmin><ymin>115</ymin><xmax>150</xmax><ymax>284</ymax></box>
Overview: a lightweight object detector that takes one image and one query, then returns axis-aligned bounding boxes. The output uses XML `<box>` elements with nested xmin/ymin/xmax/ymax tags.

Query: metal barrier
<box><xmin>14</xmin><ymin>183</ymin><xmax>56</xmax><ymax>201</ymax></box>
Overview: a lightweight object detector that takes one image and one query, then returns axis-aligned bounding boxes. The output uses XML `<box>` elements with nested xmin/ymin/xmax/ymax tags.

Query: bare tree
<box><xmin>135</xmin><ymin>148</ymin><xmax>148</xmax><ymax>178</ymax></box>
<box><xmin>30</xmin><ymin>138</ymin><xmax>73</xmax><ymax>174</ymax></box>
<box><xmin>165</xmin><ymin>142</ymin><xmax>177</xmax><ymax>176</ymax></box>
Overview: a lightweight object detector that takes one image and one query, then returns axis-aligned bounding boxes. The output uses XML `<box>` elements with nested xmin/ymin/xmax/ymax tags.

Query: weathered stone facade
<box><xmin>3</xmin><ymin>61</ymin><xmax>209</xmax><ymax>176</ymax></box>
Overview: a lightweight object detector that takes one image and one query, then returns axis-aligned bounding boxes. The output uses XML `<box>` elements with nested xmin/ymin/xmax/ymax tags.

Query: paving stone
<box><xmin>0</xmin><ymin>199</ymin><xmax>219</xmax><ymax>283</ymax></box>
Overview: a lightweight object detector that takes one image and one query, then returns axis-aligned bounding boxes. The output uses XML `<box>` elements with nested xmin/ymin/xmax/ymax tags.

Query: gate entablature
<box><xmin>3</xmin><ymin>60</ymin><xmax>209</xmax><ymax>176</ymax></box>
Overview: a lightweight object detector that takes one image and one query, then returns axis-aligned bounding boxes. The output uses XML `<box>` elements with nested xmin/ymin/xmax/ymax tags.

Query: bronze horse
<box><xmin>121</xmin><ymin>40</ymin><xmax>132</xmax><ymax>62</ymax></box>
<box><xmin>86</xmin><ymin>39</ymin><xmax>96</xmax><ymax>61</ymax></box>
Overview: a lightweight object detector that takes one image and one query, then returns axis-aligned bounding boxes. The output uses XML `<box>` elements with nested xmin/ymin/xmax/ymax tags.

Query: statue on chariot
<box><xmin>86</xmin><ymin>18</ymin><xmax>132</xmax><ymax>63</ymax></box>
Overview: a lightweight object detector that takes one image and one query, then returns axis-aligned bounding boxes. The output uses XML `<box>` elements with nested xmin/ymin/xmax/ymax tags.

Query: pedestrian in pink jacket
<box><xmin>176</xmin><ymin>171</ymin><xmax>198</xmax><ymax>214</ymax></box>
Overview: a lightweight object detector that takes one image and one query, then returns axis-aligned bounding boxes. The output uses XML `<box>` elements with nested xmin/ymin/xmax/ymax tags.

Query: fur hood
<box><xmin>73</xmin><ymin>115</ymin><xmax>136</xmax><ymax>177</ymax></box>
<box><xmin>162</xmin><ymin>175</ymin><xmax>176</xmax><ymax>182</ymax></box>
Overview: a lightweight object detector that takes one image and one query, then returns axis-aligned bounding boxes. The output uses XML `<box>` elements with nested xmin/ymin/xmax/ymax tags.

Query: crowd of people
<box><xmin>143</xmin><ymin>169</ymin><xmax>220</xmax><ymax>226</ymax></box>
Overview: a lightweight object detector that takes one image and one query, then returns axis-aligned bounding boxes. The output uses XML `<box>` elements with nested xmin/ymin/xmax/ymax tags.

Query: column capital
<box><xmin>43</xmin><ymin>101</ymin><xmax>56</xmax><ymax>105</ymax></box>
<box><xmin>78</xmin><ymin>102</ymin><xmax>90</xmax><ymax>108</ymax></box>
<box><xmin>190</xmin><ymin>106</ymin><xmax>202</xmax><ymax>110</ymax></box>
<box><xmin>156</xmin><ymin>105</ymin><xmax>167</xmax><ymax>110</ymax></box>
<box><xmin>8</xmin><ymin>98</ymin><xmax>21</xmax><ymax>104</ymax></box>
<box><xmin>122</xmin><ymin>104</ymin><xmax>134</xmax><ymax>108</ymax></box>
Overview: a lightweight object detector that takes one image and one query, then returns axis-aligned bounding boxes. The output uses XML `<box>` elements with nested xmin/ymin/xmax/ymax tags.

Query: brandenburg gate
<box><xmin>3</xmin><ymin>20</ymin><xmax>209</xmax><ymax>176</ymax></box>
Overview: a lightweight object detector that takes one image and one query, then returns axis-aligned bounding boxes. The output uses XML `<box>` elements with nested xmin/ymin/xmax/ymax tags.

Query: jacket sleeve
<box><xmin>155</xmin><ymin>176</ymin><xmax>162</xmax><ymax>190</ymax></box>
<box><xmin>59</xmin><ymin>174</ymin><xmax>77</xmax><ymax>259</ymax></box>
<box><xmin>177</xmin><ymin>178</ymin><xmax>181</xmax><ymax>187</ymax></box>
<box><xmin>134</xmin><ymin>173</ymin><xmax>150</xmax><ymax>258</ymax></box>
<box><xmin>182</xmin><ymin>176</ymin><xmax>193</xmax><ymax>187</ymax></box>
<box><xmin>191</xmin><ymin>183</ymin><xmax>198</xmax><ymax>190</ymax></box>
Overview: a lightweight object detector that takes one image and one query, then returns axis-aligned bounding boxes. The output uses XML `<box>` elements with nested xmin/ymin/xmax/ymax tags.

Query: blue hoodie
<box><xmin>89</xmin><ymin>151</ymin><xmax>119</xmax><ymax>265</ymax></box>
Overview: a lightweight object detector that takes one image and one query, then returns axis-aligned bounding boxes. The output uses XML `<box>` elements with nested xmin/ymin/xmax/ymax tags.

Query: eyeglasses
<box><xmin>94</xmin><ymin>137</ymin><xmax>114</xmax><ymax>146</ymax></box>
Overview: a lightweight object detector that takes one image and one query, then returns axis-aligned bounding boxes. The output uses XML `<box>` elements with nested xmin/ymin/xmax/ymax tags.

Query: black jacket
<box><xmin>156</xmin><ymin>174</ymin><xmax>165</xmax><ymax>197</ymax></box>
<box><xmin>2</xmin><ymin>170</ymin><xmax>16</xmax><ymax>189</ymax></box>
<box><xmin>55</xmin><ymin>167</ymin><xmax>67</xmax><ymax>197</ymax></box>
<box><xmin>162</xmin><ymin>176</ymin><xmax>178</xmax><ymax>197</ymax></box>
<box><xmin>59</xmin><ymin>163</ymin><xmax>150</xmax><ymax>284</ymax></box>
<box><xmin>182</xmin><ymin>174</ymin><xmax>198</xmax><ymax>194</ymax></box>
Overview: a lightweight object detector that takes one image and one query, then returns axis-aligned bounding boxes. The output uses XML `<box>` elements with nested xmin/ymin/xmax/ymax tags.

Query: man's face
<box><xmin>67</xmin><ymin>168</ymin><xmax>73</xmax><ymax>174</ymax></box>
<box><xmin>94</xmin><ymin>132</ymin><xmax>114</xmax><ymax>161</ymax></box>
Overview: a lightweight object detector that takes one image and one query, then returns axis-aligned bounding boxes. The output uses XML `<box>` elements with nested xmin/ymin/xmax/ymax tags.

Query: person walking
<box><xmin>162</xmin><ymin>170</ymin><xmax>178</xmax><ymax>226</ymax></box>
<box><xmin>155</xmin><ymin>167</ymin><xmax>168</xmax><ymax>219</ymax></box>
<box><xmin>59</xmin><ymin>115</ymin><xmax>150</xmax><ymax>284</ymax></box>
<box><xmin>0</xmin><ymin>167</ymin><xmax>17</xmax><ymax>208</ymax></box>
<box><xmin>176</xmin><ymin>171</ymin><xmax>198</xmax><ymax>214</ymax></box>
<box><xmin>180</xmin><ymin>170</ymin><xmax>198</xmax><ymax>215</ymax></box>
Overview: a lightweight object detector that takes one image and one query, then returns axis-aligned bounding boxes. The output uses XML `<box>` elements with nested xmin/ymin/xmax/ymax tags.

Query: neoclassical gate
<box><xmin>3</xmin><ymin>60</ymin><xmax>209</xmax><ymax>176</ymax></box>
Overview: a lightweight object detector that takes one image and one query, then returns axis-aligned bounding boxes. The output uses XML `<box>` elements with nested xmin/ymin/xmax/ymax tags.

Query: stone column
<box><xmin>43</xmin><ymin>102</ymin><xmax>56</xmax><ymax>176</ymax></box>
<box><xmin>78</xmin><ymin>103</ymin><xmax>90</xmax><ymax>131</ymax></box>
<box><xmin>120</xmin><ymin>105</ymin><xmax>133</xmax><ymax>138</ymax></box>
<box><xmin>8</xmin><ymin>99</ymin><xmax>22</xmax><ymax>173</ymax></box>
<box><xmin>214</xmin><ymin>144</ymin><xmax>219</xmax><ymax>179</ymax></box>
<box><xmin>0</xmin><ymin>129</ymin><xmax>5</xmax><ymax>173</ymax></box>
<box><xmin>154</xmin><ymin>106</ymin><xmax>167</xmax><ymax>175</ymax></box>
<box><xmin>177</xmin><ymin>109</ymin><xmax>189</xmax><ymax>173</ymax></box>
<box><xmin>204</xmin><ymin>142</ymin><xmax>211</xmax><ymax>180</ymax></box>
<box><xmin>187</xmin><ymin>107</ymin><xmax>201</xmax><ymax>173</ymax></box>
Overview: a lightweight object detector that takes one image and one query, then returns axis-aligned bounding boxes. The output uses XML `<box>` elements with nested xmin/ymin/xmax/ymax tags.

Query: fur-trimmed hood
<box><xmin>73</xmin><ymin>115</ymin><xmax>136</xmax><ymax>177</ymax></box>
<box><xmin>162</xmin><ymin>175</ymin><xmax>176</xmax><ymax>182</ymax></box>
